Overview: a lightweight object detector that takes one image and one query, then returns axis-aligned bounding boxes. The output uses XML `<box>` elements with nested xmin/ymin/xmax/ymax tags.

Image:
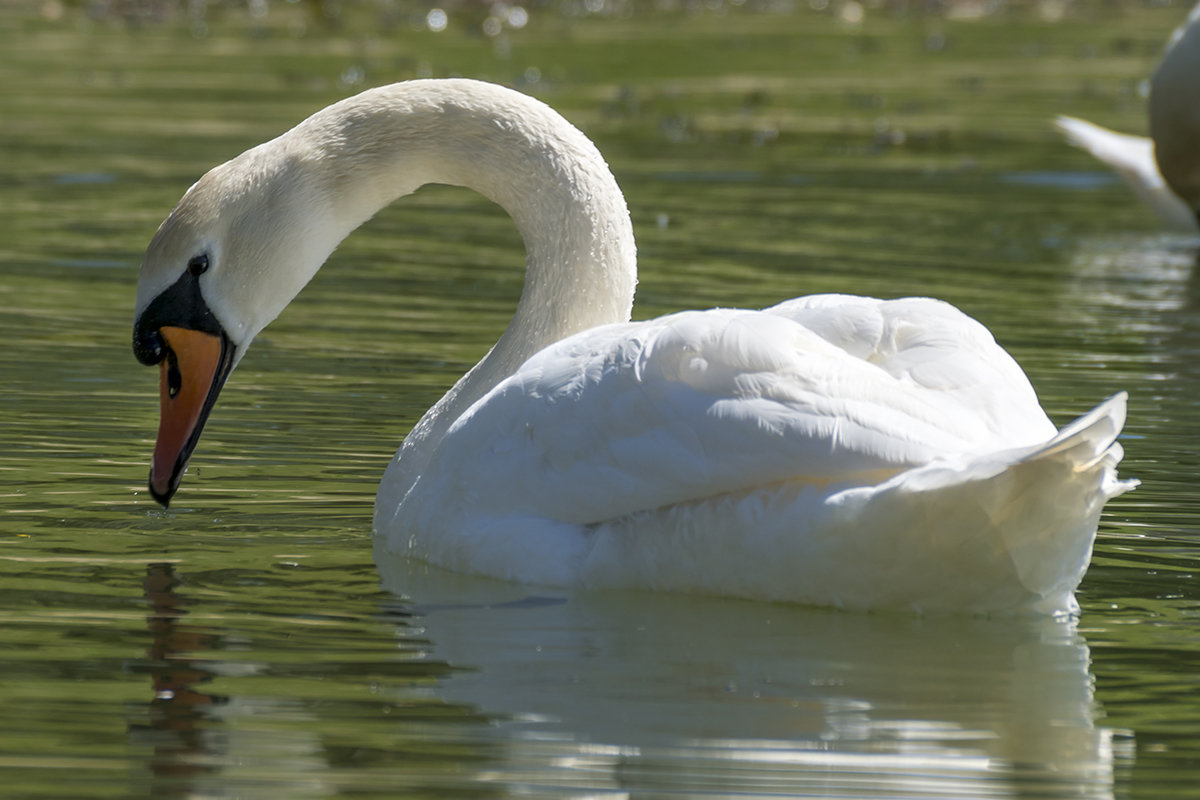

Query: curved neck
<box><xmin>299</xmin><ymin>80</ymin><xmax>636</xmax><ymax>355</ymax></box>
<box><xmin>276</xmin><ymin>81</ymin><xmax>636</xmax><ymax>503</ymax></box>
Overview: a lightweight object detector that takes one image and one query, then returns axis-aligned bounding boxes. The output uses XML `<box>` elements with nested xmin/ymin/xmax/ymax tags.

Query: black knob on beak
<box><xmin>132</xmin><ymin>264</ymin><xmax>222</xmax><ymax>367</ymax></box>
<box><xmin>134</xmin><ymin>324</ymin><xmax>167</xmax><ymax>366</ymax></box>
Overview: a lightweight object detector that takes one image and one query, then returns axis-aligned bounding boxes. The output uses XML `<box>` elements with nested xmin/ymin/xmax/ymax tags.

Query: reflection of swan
<box><xmin>132</xmin><ymin>79</ymin><xmax>1134</xmax><ymax>615</ymax></box>
<box><xmin>1056</xmin><ymin>3</ymin><xmax>1200</xmax><ymax>232</ymax></box>
<box><xmin>378</xmin><ymin>558</ymin><xmax>1124</xmax><ymax>798</ymax></box>
<box><xmin>132</xmin><ymin>564</ymin><xmax>331</xmax><ymax>798</ymax></box>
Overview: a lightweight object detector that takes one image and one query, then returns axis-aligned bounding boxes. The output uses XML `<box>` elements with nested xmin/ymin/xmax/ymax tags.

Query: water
<box><xmin>3</xmin><ymin>0</ymin><xmax>1200</xmax><ymax>796</ymax></box>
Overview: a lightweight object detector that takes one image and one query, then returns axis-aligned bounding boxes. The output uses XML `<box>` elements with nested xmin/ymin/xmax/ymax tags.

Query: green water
<box><xmin>3</xmin><ymin>0</ymin><xmax>1200</xmax><ymax>796</ymax></box>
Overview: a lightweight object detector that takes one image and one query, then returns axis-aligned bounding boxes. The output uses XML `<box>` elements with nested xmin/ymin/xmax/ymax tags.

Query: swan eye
<box><xmin>187</xmin><ymin>254</ymin><xmax>210</xmax><ymax>277</ymax></box>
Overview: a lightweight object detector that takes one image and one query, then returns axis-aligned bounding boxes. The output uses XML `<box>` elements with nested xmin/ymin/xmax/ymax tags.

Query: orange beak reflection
<box><xmin>149</xmin><ymin>326</ymin><xmax>233</xmax><ymax>507</ymax></box>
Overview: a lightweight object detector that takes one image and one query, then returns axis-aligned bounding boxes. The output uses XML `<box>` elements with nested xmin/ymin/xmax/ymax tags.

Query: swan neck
<box><xmin>303</xmin><ymin>82</ymin><xmax>637</xmax><ymax>353</ymax></box>
<box><xmin>307</xmin><ymin>82</ymin><xmax>639</xmax><ymax>521</ymax></box>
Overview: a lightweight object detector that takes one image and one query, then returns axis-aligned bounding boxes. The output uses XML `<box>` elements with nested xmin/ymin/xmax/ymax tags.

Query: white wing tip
<box><xmin>1033</xmin><ymin>392</ymin><xmax>1128</xmax><ymax>466</ymax></box>
<box><xmin>1054</xmin><ymin>114</ymin><xmax>1102</xmax><ymax>145</ymax></box>
<box><xmin>1053</xmin><ymin>115</ymin><xmax>1200</xmax><ymax>230</ymax></box>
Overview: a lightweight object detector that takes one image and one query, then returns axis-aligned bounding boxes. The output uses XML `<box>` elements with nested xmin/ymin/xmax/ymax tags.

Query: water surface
<box><xmin>3</xmin><ymin>1</ymin><xmax>1200</xmax><ymax>797</ymax></box>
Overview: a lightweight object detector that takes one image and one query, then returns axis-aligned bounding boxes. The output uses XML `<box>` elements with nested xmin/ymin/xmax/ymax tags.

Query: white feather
<box><xmin>1055</xmin><ymin>115</ymin><xmax>1197</xmax><ymax>231</ymax></box>
<box><xmin>137</xmin><ymin>79</ymin><xmax>1135</xmax><ymax>616</ymax></box>
<box><xmin>393</xmin><ymin>295</ymin><xmax>1133</xmax><ymax>616</ymax></box>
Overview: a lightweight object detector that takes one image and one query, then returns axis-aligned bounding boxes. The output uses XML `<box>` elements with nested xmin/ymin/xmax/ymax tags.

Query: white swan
<box><xmin>1056</xmin><ymin>2</ymin><xmax>1200</xmax><ymax>232</ymax></box>
<box><xmin>134</xmin><ymin>79</ymin><xmax>1135</xmax><ymax>615</ymax></box>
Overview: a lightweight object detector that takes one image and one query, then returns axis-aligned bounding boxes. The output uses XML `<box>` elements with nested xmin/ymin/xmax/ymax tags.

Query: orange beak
<box><xmin>149</xmin><ymin>326</ymin><xmax>233</xmax><ymax>507</ymax></box>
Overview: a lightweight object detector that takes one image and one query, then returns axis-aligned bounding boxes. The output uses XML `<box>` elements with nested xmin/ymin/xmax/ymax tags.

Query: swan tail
<box><xmin>398</xmin><ymin>393</ymin><xmax>1137</xmax><ymax>617</ymax></box>
<box><xmin>843</xmin><ymin>393</ymin><xmax>1138</xmax><ymax>615</ymax></box>
<box><xmin>578</xmin><ymin>395</ymin><xmax>1135</xmax><ymax>616</ymax></box>
<box><xmin>1023</xmin><ymin>392</ymin><xmax>1136</xmax><ymax>492</ymax></box>
<box><xmin>1054</xmin><ymin>116</ymin><xmax>1199</xmax><ymax>231</ymax></box>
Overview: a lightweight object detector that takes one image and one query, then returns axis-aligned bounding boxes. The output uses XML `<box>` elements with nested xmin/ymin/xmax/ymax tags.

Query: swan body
<box><xmin>1056</xmin><ymin>2</ymin><xmax>1200</xmax><ymax>231</ymax></box>
<box><xmin>134</xmin><ymin>79</ymin><xmax>1135</xmax><ymax>616</ymax></box>
<box><xmin>1149</xmin><ymin>1</ymin><xmax>1200</xmax><ymax>219</ymax></box>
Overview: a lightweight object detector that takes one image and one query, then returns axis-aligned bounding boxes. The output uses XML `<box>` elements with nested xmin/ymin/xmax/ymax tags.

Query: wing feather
<box><xmin>416</xmin><ymin>296</ymin><xmax>1056</xmax><ymax>527</ymax></box>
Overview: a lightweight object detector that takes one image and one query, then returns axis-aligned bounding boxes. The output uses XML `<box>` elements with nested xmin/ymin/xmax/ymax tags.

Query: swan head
<box><xmin>132</xmin><ymin>79</ymin><xmax>636</xmax><ymax>509</ymax></box>
<box><xmin>133</xmin><ymin>140</ymin><xmax>345</xmax><ymax>507</ymax></box>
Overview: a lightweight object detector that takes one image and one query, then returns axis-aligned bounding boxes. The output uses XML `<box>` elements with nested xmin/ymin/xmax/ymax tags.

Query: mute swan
<box><xmin>134</xmin><ymin>79</ymin><xmax>1135</xmax><ymax>615</ymax></box>
<box><xmin>1056</xmin><ymin>2</ymin><xmax>1200</xmax><ymax>232</ymax></box>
